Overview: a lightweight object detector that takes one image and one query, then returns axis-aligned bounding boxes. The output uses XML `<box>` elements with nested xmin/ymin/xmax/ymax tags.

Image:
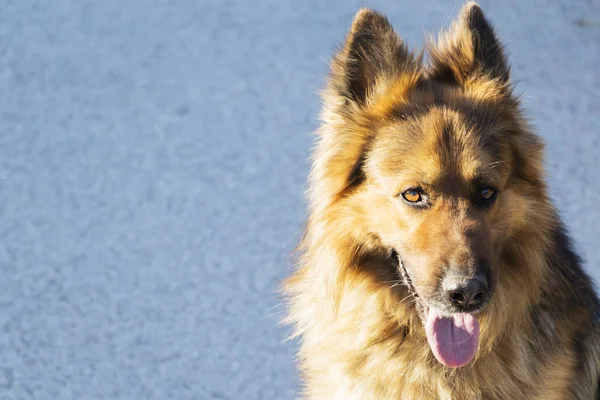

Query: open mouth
<box><xmin>393</xmin><ymin>250</ymin><xmax>481</xmax><ymax>368</ymax></box>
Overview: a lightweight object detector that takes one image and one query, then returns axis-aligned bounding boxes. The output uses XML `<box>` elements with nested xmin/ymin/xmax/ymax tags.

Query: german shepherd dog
<box><xmin>283</xmin><ymin>2</ymin><xmax>600</xmax><ymax>399</ymax></box>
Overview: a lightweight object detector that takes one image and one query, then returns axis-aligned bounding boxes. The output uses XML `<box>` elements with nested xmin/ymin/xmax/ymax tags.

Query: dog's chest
<box><xmin>333</xmin><ymin>339</ymin><xmax>533</xmax><ymax>400</ymax></box>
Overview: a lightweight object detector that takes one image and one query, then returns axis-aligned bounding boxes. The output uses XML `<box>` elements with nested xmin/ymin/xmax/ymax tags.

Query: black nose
<box><xmin>443</xmin><ymin>269</ymin><xmax>490</xmax><ymax>312</ymax></box>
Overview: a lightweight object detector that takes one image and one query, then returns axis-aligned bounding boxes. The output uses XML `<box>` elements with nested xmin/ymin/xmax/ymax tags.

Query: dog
<box><xmin>282</xmin><ymin>2</ymin><xmax>600</xmax><ymax>399</ymax></box>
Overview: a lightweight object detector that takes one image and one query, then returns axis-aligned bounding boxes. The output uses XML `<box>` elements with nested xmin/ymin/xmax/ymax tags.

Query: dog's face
<box><xmin>316</xmin><ymin>3</ymin><xmax>548</xmax><ymax>367</ymax></box>
<box><xmin>365</xmin><ymin>106</ymin><xmax>509</xmax><ymax>316</ymax></box>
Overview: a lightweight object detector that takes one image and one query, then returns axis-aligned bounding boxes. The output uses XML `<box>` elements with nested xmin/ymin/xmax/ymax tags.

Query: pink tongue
<box><xmin>425</xmin><ymin>308</ymin><xmax>480</xmax><ymax>368</ymax></box>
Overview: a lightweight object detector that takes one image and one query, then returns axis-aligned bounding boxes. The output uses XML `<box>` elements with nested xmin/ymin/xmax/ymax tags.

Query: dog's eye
<box><xmin>475</xmin><ymin>187</ymin><xmax>498</xmax><ymax>206</ymax></box>
<box><xmin>402</xmin><ymin>189</ymin><xmax>423</xmax><ymax>203</ymax></box>
<box><xmin>480</xmin><ymin>188</ymin><xmax>496</xmax><ymax>200</ymax></box>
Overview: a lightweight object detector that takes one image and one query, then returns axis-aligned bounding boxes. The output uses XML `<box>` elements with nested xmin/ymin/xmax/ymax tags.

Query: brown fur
<box><xmin>283</xmin><ymin>2</ymin><xmax>600</xmax><ymax>399</ymax></box>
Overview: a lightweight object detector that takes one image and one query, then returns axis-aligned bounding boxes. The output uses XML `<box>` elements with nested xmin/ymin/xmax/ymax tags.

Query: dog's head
<box><xmin>312</xmin><ymin>3</ymin><xmax>551</xmax><ymax>367</ymax></box>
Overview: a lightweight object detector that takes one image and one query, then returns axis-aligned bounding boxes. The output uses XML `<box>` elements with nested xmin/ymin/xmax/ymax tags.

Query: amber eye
<box><xmin>480</xmin><ymin>188</ymin><xmax>496</xmax><ymax>200</ymax></box>
<box><xmin>402</xmin><ymin>189</ymin><xmax>423</xmax><ymax>203</ymax></box>
<box><xmin>475</xmin><ymin>187</ymin><xmax>498</xmax><ymax>208</ymax></box>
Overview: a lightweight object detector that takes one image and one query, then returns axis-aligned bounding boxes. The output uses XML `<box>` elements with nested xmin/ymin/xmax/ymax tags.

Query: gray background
<box><xmin>0</xmin><ymin>0</ymin><xmax>598</xmax><ymax>399</ymax></box>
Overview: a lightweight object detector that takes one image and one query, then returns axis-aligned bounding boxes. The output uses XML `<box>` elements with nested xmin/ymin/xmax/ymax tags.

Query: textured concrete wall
<box><xmin>0</xmin><ymin>0</ymin><xmax>598</xmax><ymax>398</ymax></box>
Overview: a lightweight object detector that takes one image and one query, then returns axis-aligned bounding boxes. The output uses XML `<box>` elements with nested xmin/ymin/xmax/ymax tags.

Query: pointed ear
<box><xmin>328</xmin><ymin>9</ymin><xmax>417</xmax><ymax>106</ymax></box>
<box><xmin>428</xmin><ymin>2</ymin><xmax>509</xmax><ymax>86</ymax></box>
